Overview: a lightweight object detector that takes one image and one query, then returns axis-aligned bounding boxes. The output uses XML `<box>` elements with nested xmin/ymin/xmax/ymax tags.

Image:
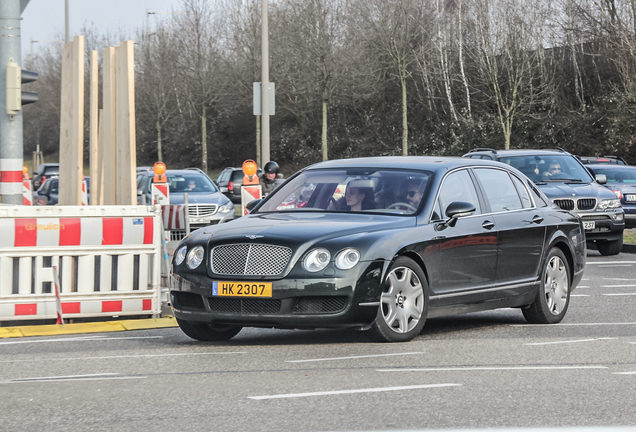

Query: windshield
<box><xmin>147</xmin><ymin>172</ymin><xmax>218</xmax><ymax>194</ymax></box>
<box><xmin>498</xmin><ymin>155</ymin><xmax>594</xmax><ymax>183</ymax></box>
<box><xmin>256</xmin><ymin>168</ymin><xmax>432</xmax><ymax>215</ymax></box>
<box><xmin>589</xmin><ymin>167</ymin><xmax>636</xmax><ymax>184</ymax></box>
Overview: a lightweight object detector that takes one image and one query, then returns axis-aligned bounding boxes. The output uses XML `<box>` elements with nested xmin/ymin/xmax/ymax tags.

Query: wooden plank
<box><xmin>102</xmin><ymin>46</ymin><xmax>117</xmax><ymax>205</ymax></box>
<box><xmin>58</xmin><ymin>37</ymin><xmax>84</xmax><ymax>205</ymax></box>
<box><xmin>116</xmin><ymin>41</ymin><xmax>137</xmax><ymax>205</ymax></box>
<box><xmin>89</xmin><ymin>50</ymin><xmax>99</xmax><ymax>205</ymax></box>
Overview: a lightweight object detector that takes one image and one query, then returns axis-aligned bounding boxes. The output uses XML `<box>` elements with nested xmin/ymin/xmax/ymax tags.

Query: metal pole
<box><xmin>65</xmin><ymin>0</ymin><xmax>69</xmax><ymax>43</ymax></box>
<box><xmin>0</xmin><ymin>0</ymin><xmax>24</xmax><ymax>204</ymax></box>
<box><xmin>261</xmin><ymin>0</ymin><xmax>270</xmax><ymax>167</ymax></box>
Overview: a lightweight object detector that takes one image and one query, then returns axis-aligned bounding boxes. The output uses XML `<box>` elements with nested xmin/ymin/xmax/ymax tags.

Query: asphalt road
<box><xmin>1</xmin><ymin>250</ymin><xmax>636</xmax><ymax>432</ymax></box>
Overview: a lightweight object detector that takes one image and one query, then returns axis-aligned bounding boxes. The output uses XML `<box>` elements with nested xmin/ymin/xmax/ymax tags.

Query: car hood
<box><xmin>536</xmin><ymin>181</ymin><xmax>616</xmax><ymax>200</ymax></box>
<box><xmin>194</xmin><ymin>212</ymin><xmax>416</xmax><ymax>246</ymax></box>
<box><xmin>166</xmin><ymin>192</ymin><xmax>230</xmax><ymax>205</ymax></box>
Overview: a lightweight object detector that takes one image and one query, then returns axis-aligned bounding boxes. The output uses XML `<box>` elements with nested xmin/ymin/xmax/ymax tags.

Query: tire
<box><xmin>596</xmin><ymin>237</ymin><xmax>623</xmax><ymax>256</ymax></box>
<box><xmin>522</xmin><ymin>248</ymin><xmax>570</xmax><ymax>324</ymax></box>
<box><xmin>176</xmin><ymin>318</ymin><xmax>242</xmax><ymax>341</ymax></box>
<box><xmin>370</xmin><ymin>256</ymin><xmax>428</xmax><ymax>342</ymax></box>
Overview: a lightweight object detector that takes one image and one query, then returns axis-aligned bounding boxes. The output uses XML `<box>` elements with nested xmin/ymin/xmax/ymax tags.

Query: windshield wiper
<box><xmin>541</xmin><ymin>178</ymin><xmax>584</xmax><ymax>183</ymax></box>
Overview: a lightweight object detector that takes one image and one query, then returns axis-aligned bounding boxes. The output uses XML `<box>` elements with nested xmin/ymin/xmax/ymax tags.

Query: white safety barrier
<box><xmin>0</xmin><ymin>205</ymin><xmax>163</xmax><ymax>322</ymax></box>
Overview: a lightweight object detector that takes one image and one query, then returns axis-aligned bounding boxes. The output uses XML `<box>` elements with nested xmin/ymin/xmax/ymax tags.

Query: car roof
<box><xmin>584</xmin><ymin>163</ymin><xmax>636</xmax><ymax>170</ymax></box>
<box><xmin>464</xmin><ymin>148</ymin><xmax>572</xmax><ymax>158</ymax></box>
<box><xmin>140</xmin><ymin>169</ymin><xmax>211</xmax><ymax>176</ymax></box>
<box><xmin>304</xmin><ymin>156</ymin><xmax>508</xmax><ymax>172</ymax></box>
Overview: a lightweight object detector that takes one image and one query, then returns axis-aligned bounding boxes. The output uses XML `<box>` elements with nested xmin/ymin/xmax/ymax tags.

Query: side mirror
<box><xmin>245</xmin><ymin>199</ymin><xmax>261</xmax><ymax>212</ymax></box>
<box><xmin>445</xmin><ymin>201</ymin><xmax>476</xmax><ymax>227</ymax></box>
<box><xmin>595</xmin><ymin>174</ymin><xmax>607</xmax><ymax>185</ymax></box>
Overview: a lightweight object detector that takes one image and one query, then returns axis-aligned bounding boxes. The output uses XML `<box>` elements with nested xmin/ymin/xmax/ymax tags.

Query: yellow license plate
<box><xmin>212</xmin><ymin>281</ymin><xmax>272</xmax><ymax>298</ymax></box>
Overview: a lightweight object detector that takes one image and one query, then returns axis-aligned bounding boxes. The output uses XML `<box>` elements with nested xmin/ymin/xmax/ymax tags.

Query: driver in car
<box><xmin>406</xmin><ymin>179</ymin><xmax>425</xmax><ymax>208</ymax></box>
<box><xmin>543</xmin><ymin>162</ymin><xmax>562</xmax><ymax>179</ymax></box>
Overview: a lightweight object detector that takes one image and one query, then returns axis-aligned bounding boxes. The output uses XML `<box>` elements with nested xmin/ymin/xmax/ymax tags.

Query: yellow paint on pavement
<box><xmin>0</xmin><ymin>317</ymin><xmax>177</xmax><ymax>338</ymax></box>
<box><xmin>121</xmin><ymin>317</ymin><xmax>177</xmax><ymax>330</ymax></box>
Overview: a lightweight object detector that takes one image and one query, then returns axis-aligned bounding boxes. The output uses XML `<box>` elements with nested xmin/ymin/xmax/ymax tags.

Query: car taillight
<box><xmin>612</xmin><ymin>189</ymin><xmax>623</xmax><ymax>199</ymax></box>
<box><xmin>228</xmin><ymin>181</ymin><xmax>234</xmax><ymax>191</ymax></box>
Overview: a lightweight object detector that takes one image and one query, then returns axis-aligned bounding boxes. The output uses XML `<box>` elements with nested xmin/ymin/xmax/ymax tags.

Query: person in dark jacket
<box><xmin>260</xmin><ymin>161</ymin><xmax>284</xmax><ymax>196</ymax></box>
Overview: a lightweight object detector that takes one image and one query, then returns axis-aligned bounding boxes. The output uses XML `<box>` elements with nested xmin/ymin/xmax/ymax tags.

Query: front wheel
<box><xmin>370</xmin><ymin>256</ymin><xmax>428</xmax><ymax>342</ymax></box>
<box><xmin>596</xmin><ymin>237</ymin><xmax>623</xmax><ymax>256</ymax></box>
<box><xmin>522</xmin><ymin>248</ymin><xmax>570</xmax><ymax>324</ymax></box>
<box><xmin>176</xmin><ymin>318</ymin><xmax>242</xmax><ymax>341</ymax></box>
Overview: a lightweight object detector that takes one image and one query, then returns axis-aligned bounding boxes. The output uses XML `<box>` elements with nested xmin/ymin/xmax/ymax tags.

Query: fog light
<box><xmin>613</xmin><ymin>213</ymin><xmax>624</xmax><ymax>221</ymax></box>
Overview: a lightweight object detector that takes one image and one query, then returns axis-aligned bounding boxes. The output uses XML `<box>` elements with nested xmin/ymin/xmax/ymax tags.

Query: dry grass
<box><xmin>624</xmin><ymin>229</ymin><xmax>636</xmax><ymax>244</ymax></box>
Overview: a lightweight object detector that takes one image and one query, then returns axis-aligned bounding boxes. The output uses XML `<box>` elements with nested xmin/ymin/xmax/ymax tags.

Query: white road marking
<box><xmin>612</xmin><ymin>371</ymin><xmax>636</xmax><ymax>375</ymax></box>
<box><xmin>3</xmin><ymin>373</ymin><xmax>147</xmax><ymax>384</ymax></box>
<box><xmin>571</xmin><ymin>294</ymin><xmax>590</xmax><ymax>297</ymax></box>
<box><xmin>576</xmin><ymin>286</ymin><xmax>590</xmax><ymax>288</ymax></box>
<box><xmin>525</xmin><ymin>338</ymin><xmax>615</xmax><ymax>346</ymax></box>
<box><xmin>600</xmin><ymin>284</ymin><xmax>636</xmax><ymax>287</ymax></box>
<box><xmin>377</xmin><ymin>366</ymin><xmax>607</xmax><ymax>372</ymax></box>
<box><xmin>603</xmin><ymin>278</ymin><xmax>636</xmax><ymax>281</ymax></box>
<box><xmin>598</xmin><ymin>265</ymin><xmax>633</xmax><ymax>268</ymax></box>
<box><xmin>602</xmin><ymin>293</ymin><xmax>636</xmax><ymax>296</ymax></box>
<box><xmin>0</xmin><ymin>336</ymin><xmax>162</xmax><ymax>345</ymax></box>
<box><xmin>0</xmin><ymin>352</ymin><xmax>247</xmax><ymax>363</ymax></box>
<box><xmin>286</xmin><ymin>352</ymin><xmax>425</xmax><ymax>363</ymax></box>
<box><xmin>248</xmin><ymin>383</ymin><xmax>460</xmax><ymax>400</ymax></box>
<box><xmin>588</xmin><ymin>261</ymin><xmax>636</xmax><ymax>264</ymax></box>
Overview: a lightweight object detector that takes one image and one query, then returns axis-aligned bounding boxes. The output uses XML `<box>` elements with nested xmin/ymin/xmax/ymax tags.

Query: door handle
<box><xmin>532</xmin><ymin>215</ymin><xmax>544</xmax><ymax>224</ymax></box>
<box><xmin>482</xmin><ymin>220</ymin><xmax>495</xmax><ymax>230</ymax></box>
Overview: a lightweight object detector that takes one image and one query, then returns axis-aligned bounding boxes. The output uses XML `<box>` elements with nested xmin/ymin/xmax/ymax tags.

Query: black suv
<box><xmin>32</xmin><ymin>163</ymin><xmax>60</xmax><ymax>190</ymax></box>
<box><xmin>215</xmin><ymin>167</ymin><xmax>262</xmax><ymax>204</ymax></box>
<box><xmin>464</xmin><ymin>148</ymin><xmax>625</xmax><ymax>255</ymax></box>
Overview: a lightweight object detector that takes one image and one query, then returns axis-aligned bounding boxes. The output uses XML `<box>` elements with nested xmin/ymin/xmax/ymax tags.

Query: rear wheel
<box><xmin>176</xmin><ymin>318</ymin><xmax>242</xmax><ymax>341</ymax></box>
<box><xmin>370</xmin><ymin>257</ymin><xmax>428</xmax><ymax>342</ymax></box>
<box><xmin>596</xmin><ymin>237</ymin><xmax>623</xmax><ymax>256</ymax></box>
<box><xmin>522</xmin><ymin>248</ymin><xmax>570</xmax><ymax>324</ymax></box>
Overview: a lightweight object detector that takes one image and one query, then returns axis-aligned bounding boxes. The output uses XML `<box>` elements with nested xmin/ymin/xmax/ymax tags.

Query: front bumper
<box><xmin>579</xmin><ymin>209</ymin><xmax>625</xmax><ymax>241</ymax></box>
<box><xmin>169</xmin><ymin>261</ymin><xmax>384</xmax><ymax>330</ymax></box>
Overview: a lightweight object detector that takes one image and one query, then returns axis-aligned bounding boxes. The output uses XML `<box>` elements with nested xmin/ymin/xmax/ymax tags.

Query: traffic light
<box><xmin>6</xmin><ymin>58</ymin><xmax>38</xmax><ymax>115</ymax></box>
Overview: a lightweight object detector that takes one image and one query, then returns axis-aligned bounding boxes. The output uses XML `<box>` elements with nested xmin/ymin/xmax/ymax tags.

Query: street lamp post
<box><xmin>261</xmin><ymin>0</ymin><xmax>270</xmax><ymax>167</ymax></box>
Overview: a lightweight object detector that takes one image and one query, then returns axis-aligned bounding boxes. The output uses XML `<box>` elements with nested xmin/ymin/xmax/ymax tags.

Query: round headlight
<box><xmin>302</xmin><ymin>248</ymin><xmax>331</xmax><ymax>272</ymax></box>
<box><xmin>174</xmin><ymin>245</ymin><xmax>187</xmax><ymax>266</ymax></box>
<box><xmin>335</xmin><ymin>248</ymin><xmax>360</xmax><ymax>270</ymax></box>
<box><xmin>186</xmin><ymin>245</ymin><xmax>205</xmax><ymax>269</ymax></box>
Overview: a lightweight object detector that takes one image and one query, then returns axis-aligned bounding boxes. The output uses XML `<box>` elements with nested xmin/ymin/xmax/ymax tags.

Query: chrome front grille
<box><xmin>210</xmin><ymin>244</ymin><xmax>292</xmax><ymax>276</ymax></box>
<box><xmin>188</xmin><ymin>204</ymin><xmax>218</xmax><ymax>217</ymax></box>
<box><xmin>553</xmin><ymin>199</ymin><xmax>574</xmax><ymax>211</ymax></box>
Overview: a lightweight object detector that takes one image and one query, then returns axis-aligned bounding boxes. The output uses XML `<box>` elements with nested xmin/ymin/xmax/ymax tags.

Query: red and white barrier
<box><xmin>81</xmin><ymin>178</ymin><xmax>88</xmax><ymax>206</ymax></box>
<box><xmin>162</xmin><ymin>205</ymin><xmax>187</xmax><ymax>230</ymax></box>
<box><xmin>22</xmin><ymin>179</ymin><xmax>33</xmax><ymax>206</ymax></box>
<box><xmin>242</xmin><ymin>185</ymin><xmax>262</xmax><ymax>215</ymax></box>
<box><xmin>0</xmin><ymin>205</ymin><xmax>163</xmax><ymax>322</ymax></box>
<box><xmin>52</xmin><ymin>266</ymin><xmax>64</xmax><ymax>325</ymax></box>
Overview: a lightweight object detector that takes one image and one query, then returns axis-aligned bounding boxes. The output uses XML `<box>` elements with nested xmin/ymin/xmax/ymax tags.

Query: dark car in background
<box><xmin>32</xmin><ymin>163</ymin><xmax>59</xmax><ymax>190</ymax></box>
<box><xmin>585</xmin><ymin>164</ymin><xmax>636</xmax><ymax>228</ymax></box>
<box><xmin>33</xmin><ymin>176</ymin><xmax>90</xmax><ymax>206</ymax></box>
<box><xmin>136</xmin><ymin>168</ymin><xmax>235</xmax><ymax>231</ymax></box>
<box><xmin>576</xmin><ymin>155</ymin><xmax>628</xmax><ymax>165</ymax></box>
<box><xmin>215</xmin><ymin>166</ymin><xmax>262</xmax><ymax>203</ymax></box>
<box><xmin>464</xmin><ymin>148</ymin><xmax>625</xmax><ymax>255</ymax></box>
<box><xmin>171</xmin><ymin>156</ymin><xmax>585</xmax><ymax>343</ymax></box>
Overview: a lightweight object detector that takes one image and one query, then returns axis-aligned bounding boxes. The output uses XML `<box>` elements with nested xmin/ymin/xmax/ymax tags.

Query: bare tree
<box><xmin>173</xmin><ymin>0</ymin><xmax>226</xmax><ymax>172</ymax></box>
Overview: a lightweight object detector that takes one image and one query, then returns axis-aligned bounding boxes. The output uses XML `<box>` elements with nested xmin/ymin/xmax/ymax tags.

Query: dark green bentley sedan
<box><xmin>170</xmin><ymin>156</ymin><xmax>586</xmax><ymax>342</ymax></box>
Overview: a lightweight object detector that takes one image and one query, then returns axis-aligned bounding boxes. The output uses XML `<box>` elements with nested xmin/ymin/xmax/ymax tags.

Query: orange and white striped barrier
<box><xmin>52</xmin><ymin>265</ymin><xmax>64</xmax><ymax>325</ymax></box>
<box><xmin>242</xmin><ymin>185</ymin><xmax>262</xmax><ymax>216</ymax></box>
<box><xmin>81</xmin><ymin>178</ymin><xmax>88</xmax><ymax>206</ymax></box>
<box><xmin>22</xmin><ymin>179</ymin><xmax>33</xmax><ymax>206</ymax></box>
<box><xmin>0</xmin><ymin>205</ymin><xmax>163</xmax><ymax>322</ymax></box>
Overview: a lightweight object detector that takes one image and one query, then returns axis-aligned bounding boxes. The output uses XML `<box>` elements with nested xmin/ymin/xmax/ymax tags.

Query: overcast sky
<box><xmin>20</xmin><ymin>0</ymin><xmax>181</xmax><ymax>58</ymax></box>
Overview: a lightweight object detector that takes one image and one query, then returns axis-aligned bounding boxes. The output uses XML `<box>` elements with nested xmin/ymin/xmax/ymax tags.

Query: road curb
<box><xmin>0</xmin><ymin>317</ymin><xmax>178</xmax><ymax>339</ymax></box>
